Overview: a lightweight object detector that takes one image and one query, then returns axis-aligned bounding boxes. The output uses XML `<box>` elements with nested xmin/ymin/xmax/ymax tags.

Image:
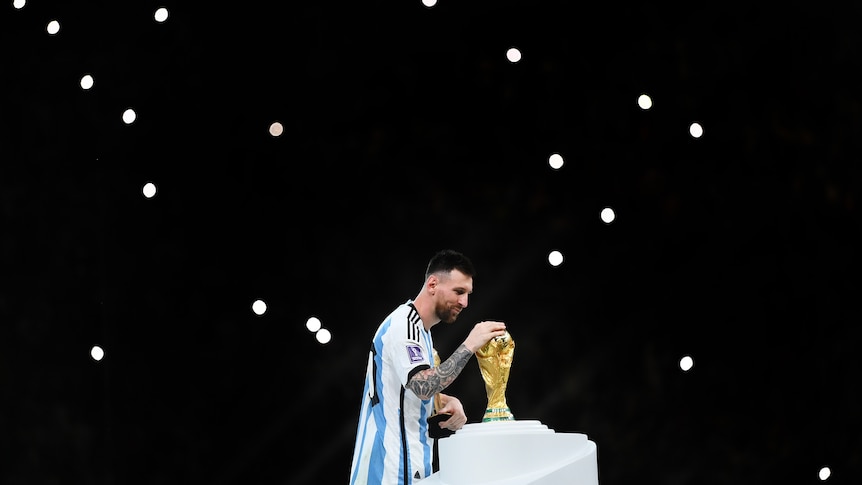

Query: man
<box><xmin>349</xmin><ymin>249</ymin><xmax>507</xmax><ymax>485</ymax></box>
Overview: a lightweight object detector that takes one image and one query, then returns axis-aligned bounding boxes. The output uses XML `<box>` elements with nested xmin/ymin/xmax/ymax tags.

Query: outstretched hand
<box><xmin>463</xmin><ymin>321</ymin><xmax>507</xmax><ymax>353</ymax></box>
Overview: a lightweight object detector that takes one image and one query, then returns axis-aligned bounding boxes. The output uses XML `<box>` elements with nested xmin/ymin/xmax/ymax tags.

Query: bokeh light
<box><xmin>252</xmin><ymin>299</ymin><xmax>267</xmax><ymax>315</ymax></box>
<box><xmin>679</xmin><ymin>355</ymin><xmax>694</xmax><ymax>371</ymax></box>
<box><xmin>90</xmin><ymin>346</ymin><xmax>104</xmax><ymax>361</ymax></box>
<box><xmin>80</xmin><ymin>74</ymin><xmax>94</xmax><ymax>90</ymax></box>
<box><xmin>142</xmin><ymin>182</ymin><xmax>157</xmax><ymax>198</ymax></box>
<box><xmin>154</xmin><ymin>7</ymin><xmax>169</xmax><ymax>22</ymax></box>
<box><xmin>316</xmin><ymin>328</ymin><xmax>332</xmax><ymax>344</ymax></box>
<box><xmin>600</xmin><ymin>207</ymin><xmax>615</xmax><ymax>224</ymax></box>
<box><xmin>637</xmin><ymin>94</ymin><xmax>652</xmax><ymax>110</ymax></box>
<box><xmin>306</xmin><ymin>316</ymin><xmax>322</xmax><ymax>333</ymax></box>
<box><xmin>123</xmin><ymin>108</ymin><xmax>137</xmax><ymax>124</ymax></box>
<box><xmin>269</xmin><ymin>121</ymin><xmax>284</xmax><ymax>137</ymax></box>
<box><xmin>506</xmin><ymin>47</ymin><xmax>522</xmax><ymax>63</ymax></box>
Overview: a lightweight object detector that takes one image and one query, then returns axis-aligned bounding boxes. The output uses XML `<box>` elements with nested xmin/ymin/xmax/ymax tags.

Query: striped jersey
<box><xmin>349</xmin><ymin>300</ymin><xmax>436</xmax><ymax>485</ymax></box>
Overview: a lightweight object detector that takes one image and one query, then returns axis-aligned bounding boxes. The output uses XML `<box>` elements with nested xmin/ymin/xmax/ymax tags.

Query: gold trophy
<box><xmin>476</xmin><ymin>330</ymin><xmax>515</xmax><ymax>422</ymax></box>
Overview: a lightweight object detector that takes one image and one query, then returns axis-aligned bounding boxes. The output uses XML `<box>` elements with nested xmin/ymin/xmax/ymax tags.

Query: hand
<box><xmin>436</xmin><ymin>394</ymin><xmax>467</xmax><ymax>430</ymax></box>
<box><xmin>463</xmin><ymin>320</ymin><xmax>507</xmax><ymax>353</ymax></box>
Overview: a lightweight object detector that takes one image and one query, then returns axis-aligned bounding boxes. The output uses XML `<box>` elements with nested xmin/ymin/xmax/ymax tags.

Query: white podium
<box><xmin>423</xmin><ymin>420</ymin><xmax>598</xmax><ymax>485</ymax></box>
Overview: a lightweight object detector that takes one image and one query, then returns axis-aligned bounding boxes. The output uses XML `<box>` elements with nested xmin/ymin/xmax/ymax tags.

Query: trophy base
<box><xmin>482</xmin><ymin>407</ymin><xmax>515</xmax><ymax>422</ymax></box>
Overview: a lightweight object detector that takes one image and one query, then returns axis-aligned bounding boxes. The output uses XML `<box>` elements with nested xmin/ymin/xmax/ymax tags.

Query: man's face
<box><xmin>433</xmin><ymin>269</ymin><xmax>473</xmax><ymax>324</ymax></box>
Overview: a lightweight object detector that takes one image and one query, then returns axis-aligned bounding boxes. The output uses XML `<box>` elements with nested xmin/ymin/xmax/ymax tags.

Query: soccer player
<box><xmin>349</xmin><ymin>249</ymin><xmax>507</xmax><ymax>484</ymax></box>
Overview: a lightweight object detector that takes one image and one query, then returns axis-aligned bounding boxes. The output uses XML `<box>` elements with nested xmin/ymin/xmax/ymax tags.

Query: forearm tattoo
<box><xmin>407</xmin><ymin>344</ymin><xmax>474</xmax><ymax>400</ymax></box>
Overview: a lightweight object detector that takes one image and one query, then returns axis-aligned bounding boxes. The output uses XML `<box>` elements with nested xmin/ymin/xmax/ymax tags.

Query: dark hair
<box><xmin>425</xmin><ymin>249</ymin><xmax>476</xmax><ymax>281</ymax></box>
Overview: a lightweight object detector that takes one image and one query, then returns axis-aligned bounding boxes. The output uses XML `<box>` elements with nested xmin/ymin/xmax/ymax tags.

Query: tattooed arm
<box><xmin>406</xmin><ymin>320</ymin><xmax>507</xmax><ymax>400</ymax></box>
<box><xmin>406</xmin><ymin>344</ymin><xmax>473</xmax><ymax>400</ymax></box>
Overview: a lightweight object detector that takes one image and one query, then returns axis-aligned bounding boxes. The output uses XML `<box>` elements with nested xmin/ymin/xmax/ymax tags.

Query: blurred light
<box><xmin>316</xmin><ymin>328</ymin><xmax>332</xmax><ymax>344</ymax></box>
<box><xmin>90</xmin><ymin>346</ymin><xmax>105</xmax><ymax>361</ymax></box>
<box><xmin>13</xmin><ymin>0</ymin><xmax>26</xmax><ymax>10</ymax></box>
<box><xmin>154</xmin><ymin>7</ymin><xmax>169</xmax><ymax>22</ymax></box>
<box><xmin>80</xmin><ymin>74</ymin><xmax>94</xmax><ymax>90</ymax></box>
<box><xmin>47</xmin><ymin>20</ymin><xmax>60</xmax><ymax>35</ymax></box>
<box><xmin>600</xmin><ymin>207</ymin><xmax>615</xmax><ymax>224</ymax></box>
<box><xmin>306</xmin><ymin>316</ymin><xmax>322</xmax><ymax>332</ymax></box>
<box><xmin>123</xmin><ymin>108</ymin><xmax>137</xmax><ymax>124</ymax></box>
<box><xmin>637</xmin><ymin>94</ymin><xmax>652</xmax><ymax>110</ymax></box>
<box><xmin>689</xmin><ymin>122</ymin><xmax>703</xmax><ymax>138</ymax></box>
<box><xmin>819</xmin><ymin>467</ymin><xmax>831</xmax><ymax>481</ymax></box>
<box><xmin>252</xmin><ymin>299</ymin><xmax>267</xmax><ymax>315</ymax></box>
<box><xmin>548</xmin><ymin>250</ymin><xmax>563</xmax><ymax>267</ymax></box>
<box><xmin>269</xmin><ymin>121</ymin><xmax>284</xmax><ymax>137</ymax></box>
<box><xmin>506</xmin><ymin>47</ymin><xmax>522</xmax><ymax>63</ymax></box>
<box><xmin>548</xmin><ymin>153</ymin><xmax>564</xmax><ymax>170</ymax></box>
<box><xmin>422</xmin><ymin>0</ymin><xmax>437</xmax><ymax>6</ymax></box>
<box><xmin>679</xmin><ymin>355</ymin><xmax>694</xmax><ymax>371</ymax></box>
<box><xmin>142</xmin><ymin>182</ymin><xmax>157</xmax><ymax>198</ymax></box>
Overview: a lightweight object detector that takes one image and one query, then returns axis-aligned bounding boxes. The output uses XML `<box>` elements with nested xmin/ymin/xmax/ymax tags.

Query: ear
<box><xmin>427</xmin><ymin>274</ymin><xmax>438</xmax><ymax>294</ymax></box>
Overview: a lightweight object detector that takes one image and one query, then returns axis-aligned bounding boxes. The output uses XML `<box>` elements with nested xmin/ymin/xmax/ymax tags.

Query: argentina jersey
<box><xmin>349</xmin><ymin>300</ymin><xmax>436</xmax><ymax>485</ymax></box>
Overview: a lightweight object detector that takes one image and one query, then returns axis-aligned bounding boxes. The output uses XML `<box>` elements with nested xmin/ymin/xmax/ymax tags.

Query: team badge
<box><xmin>406</xmin><ymin>344</ymin><xmax>424</xmax><ymax>363</ymax></box>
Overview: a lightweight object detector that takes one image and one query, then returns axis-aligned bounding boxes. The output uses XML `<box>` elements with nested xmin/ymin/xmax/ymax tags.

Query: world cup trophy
<box><xmin>476</xmin><ymin>330</ymin><xmax>515</xmax><ymax>422</ymax></box>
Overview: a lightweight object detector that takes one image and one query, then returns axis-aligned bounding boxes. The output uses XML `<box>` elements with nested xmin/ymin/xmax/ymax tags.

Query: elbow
<box><xmin>405</xmin><ymin>380</ymin><xmax>436</xmax><ymax>401</ymax></box>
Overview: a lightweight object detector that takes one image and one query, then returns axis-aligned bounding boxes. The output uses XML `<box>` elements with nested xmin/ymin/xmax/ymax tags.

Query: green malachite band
<box><xmin>482</xmin><ymin>408</ymin><xmax>515</xmax><ymax>422</ymax></box>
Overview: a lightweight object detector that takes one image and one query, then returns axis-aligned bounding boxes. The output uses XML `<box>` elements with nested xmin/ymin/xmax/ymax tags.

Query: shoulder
<box><xmin>380</xmin><ymin>302</ymin><xmax>423</xmax><ymax>340</ymax></box>
<box><xmin>383</xmin><ymin>300</ymin><xmax>417</xmax><ymax>322</ymax></box>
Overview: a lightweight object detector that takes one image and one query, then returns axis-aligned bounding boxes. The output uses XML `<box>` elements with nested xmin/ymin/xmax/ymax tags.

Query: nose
<box><xmin>459</xmin><ymin>294</ymin><xmax>469</xmax><ymax>308</ymax></box>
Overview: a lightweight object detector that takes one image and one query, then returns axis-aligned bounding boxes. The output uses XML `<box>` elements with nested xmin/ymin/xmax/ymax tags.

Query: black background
<box><xmin>2</xmin><ymin>1</ymin><xmax>861</xmax><ymax>484</ymax></box>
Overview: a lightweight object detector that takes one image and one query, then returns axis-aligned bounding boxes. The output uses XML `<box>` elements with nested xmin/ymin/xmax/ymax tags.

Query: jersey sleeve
<box><xmin>384</xmin><ymin>307</ymin><xmax>432</xmax><ymax>388</ymax></box>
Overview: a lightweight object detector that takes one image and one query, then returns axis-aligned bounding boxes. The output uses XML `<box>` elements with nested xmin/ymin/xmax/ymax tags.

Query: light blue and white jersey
<box><xmin>350</xmin><ymin>300</ymin><xmax>436</xmax><ymax>485</ymax></box>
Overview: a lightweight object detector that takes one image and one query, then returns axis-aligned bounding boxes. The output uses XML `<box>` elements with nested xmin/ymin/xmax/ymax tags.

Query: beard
<box><xmin>435</xmin><ymin>301</ymin><xmax>462</xmax><ymax>324</ymax></box>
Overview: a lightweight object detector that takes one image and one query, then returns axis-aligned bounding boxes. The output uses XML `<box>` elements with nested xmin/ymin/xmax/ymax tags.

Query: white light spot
<box><xmin>548</xmin><ymin>153</ymin><xmax>564</xmax><ymax>170</ymax></box>
<box><xmin>600</xmin><ymin>207</ymin><xmax>615</xmax><ymax>224</ymax></box>
<box><xmin>80</xmin><ymin>74</ymin><xmax>94</xmax><ymax>90</ymax></box>
<box><xmin>316</xmin><ymin>328</ymin><xmax>332</xmax><ymax>344</ymax></box>
<box><xmin>142</xmin><ymin>182</ymin><xmax>157</xmax><ymax>198</ymax></box>
<box><xmin>506</xmin><ymin>47</ymin><xmax>522</xmax><ymax>63</ymax></box>
<box><xmin>13</xmin><ymin>0</ymin><xmax>26</xmax><ymax>10</ymax></box>
<box><xmin>689</xmin><ymin>122</ymin><xmax>704</xmax><ymax>138</ymax></box>
<box><xmin>154</xmin><ymin>7</ymin><xmax>169</xmax><ymax>22</ymax></box>
<box><xmin>90</xmin><ymin>346</ymin><xmax>105</xmax><ymax>361</ymax></box>
<box><xmin>548</xmin><ymin>250</ymin><xmax>564</xmax><ymax>267</ymax></box>
<box><xmin>306</xmin><ymin>316</ymin><xmax>322</xmax><ymax>333</ymax></box>
<box><xmin>637</xmin><ymin>94</ymin><xmax>652</xmax><ymax>110</ymax></box>
<box><xmin>679</xmin><ymin>355</ymin><xmax>694</xmax><ymax>371</ymax></box>
<box><xmin>123</xmin><ymin>108</ymin><xmax>137</xmax><ymax>124</ymax></box>
<box><xmin>421</xmin><ymin>0</ymin><xmax>437</xmax><ymax>6</ymax></box>
<box><xmin>269</xmin><ymin>122</ymin><xmax>284</xmax><ymax>137</ymax></box>
<box><xmin>252</xmin><ymin>299</ymin><xmax>267</xmax><ymax>316</ymax></box>
<box><xmin>819</xmin><ymin>467</ymin><xmax>831</xmax><ymax>481</ymax></box>
<box><xmin>47</xmin><ymin>20</ymin><xmax>60</xmax><ymax>35</ymax></box>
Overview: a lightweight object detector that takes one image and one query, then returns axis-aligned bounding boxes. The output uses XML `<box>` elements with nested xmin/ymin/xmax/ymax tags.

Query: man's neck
<box><xmin>412</xmin><ymin>294</ymin><xmax>439</xmax><ymax>332</ymax></box>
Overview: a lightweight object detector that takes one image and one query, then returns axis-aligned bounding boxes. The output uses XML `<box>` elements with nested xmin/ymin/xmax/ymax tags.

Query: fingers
<box><xmin>486</xmin><ymin>321</ymin><xmax>506</xmax><ymax>338</ymax></box>
<box><xmin>465</xmin><ymin>321</ymin><xmax>507</xmax><ymax>352</ymax></box>
<box><xmin>478</xmin><ymin>320</ymin><xmax>506</xmax><ymax>332</ymax></box>
<box><xmin>440</xmin><ymin>415</ymin><xmax>467</xmax><ymax>430</ymax></box>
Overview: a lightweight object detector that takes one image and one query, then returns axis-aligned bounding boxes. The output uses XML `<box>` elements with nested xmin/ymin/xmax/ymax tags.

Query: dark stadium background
<box><xmin>2</xmin><ymin>1</ymin><xmax>860</xmax><ymax>484</ymax></box>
